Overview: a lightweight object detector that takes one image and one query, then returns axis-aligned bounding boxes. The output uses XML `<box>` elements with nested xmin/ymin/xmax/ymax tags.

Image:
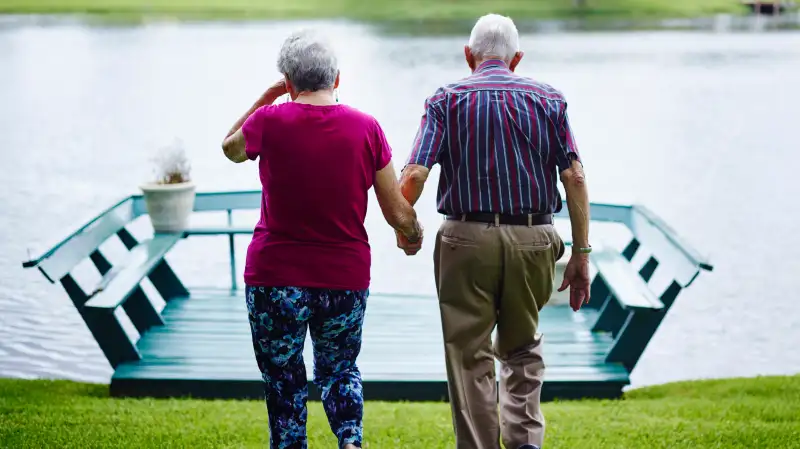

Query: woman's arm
<box><xmin>374</xmin><ymin>161</ymin><xmax>422</xmax><ymax>243</ymax></box>
<box><xmin>221</xmin><ymin>80</ymin><xmax>287</xmax><ymax>163</ymax></box>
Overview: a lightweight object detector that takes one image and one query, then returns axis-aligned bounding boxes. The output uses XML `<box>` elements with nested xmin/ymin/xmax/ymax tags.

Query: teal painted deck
<box><xmin>111</xmin><ymin>288</ymin><xmax>629</xmax><ymax>400</ymax></box>
<box><xmin>21</xmin><ymin>190</ymin><xmax>714</xmax><ymax>402</ymax></box>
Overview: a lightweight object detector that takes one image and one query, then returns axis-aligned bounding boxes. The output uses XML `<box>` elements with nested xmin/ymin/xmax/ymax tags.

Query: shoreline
<box><xmin>0</xmin><ymin>0</ymin><xmax>752</xmax><ymax>23</ymax></box>
<box><xmin>1</xmin><ymin>11</ymin><xmax>798</xmax><ymax>34</ymax></box>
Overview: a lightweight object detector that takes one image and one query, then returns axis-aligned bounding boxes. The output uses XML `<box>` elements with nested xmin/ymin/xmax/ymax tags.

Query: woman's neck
<box><xmin>293</xmin><ymin>90</ymin><xmax>337</xmax><ymax>106</ymax></box>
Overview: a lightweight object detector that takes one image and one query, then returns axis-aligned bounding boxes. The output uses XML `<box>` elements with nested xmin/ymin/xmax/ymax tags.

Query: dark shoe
<box><xmin>518</xmin><ymin>446</ymin><xmax>540</xmax><ymax>449</ymax></box>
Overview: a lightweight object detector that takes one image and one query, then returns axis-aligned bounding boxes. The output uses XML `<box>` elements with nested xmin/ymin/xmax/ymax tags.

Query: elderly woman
<box><xmin>221</xmin><ymin>30</ymin><xmax>422</xmax><ymax>449</ymax></box>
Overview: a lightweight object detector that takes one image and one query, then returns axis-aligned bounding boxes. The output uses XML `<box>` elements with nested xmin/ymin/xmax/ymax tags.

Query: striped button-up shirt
<box><xmin>406</xmin><ymin>59</ymin><xmax>581</xmax><ymax>215</ymax></box>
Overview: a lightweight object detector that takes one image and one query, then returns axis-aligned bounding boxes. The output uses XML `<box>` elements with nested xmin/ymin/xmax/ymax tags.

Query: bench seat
<box><xmin>84</xmin><ymin>234</ymin><xmax>182</xmax><ymax>310</ymax></box>
<box><xmin>591</xmin><ymin>248</ymin><xmax>664</xmax><ymax>310</ymax></box>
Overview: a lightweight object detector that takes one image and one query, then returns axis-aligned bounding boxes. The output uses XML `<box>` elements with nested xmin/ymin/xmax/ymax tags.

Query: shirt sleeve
<box><xmin>241</xmin><ymin>105</ymin><xmax>273</xmax><ymax>161</ymax></box>
<box><xmin>555</xmin><ymin>102</ymin><xmax>581</xmax><ymax>172</ymax></box>
<box><xmin>372</xmin><ymin>119</ymin><xmax>393</xmax><ymax>171</ymax></box>
<box><xmin>406</xmin><ymin>91</ymin><xmax>446</xmax><ymax>169</ymax></box>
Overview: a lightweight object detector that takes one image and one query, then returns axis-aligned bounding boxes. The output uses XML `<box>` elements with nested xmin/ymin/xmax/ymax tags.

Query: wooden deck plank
<box><xmin>113</xmin><ymin>364</ymin><xmax>628</xmax><ymax>382</ymax></box>
<box><xmin>110</xmin><ymin>288</ymin><xmax>629</xmax><ymax>400</ymax></box>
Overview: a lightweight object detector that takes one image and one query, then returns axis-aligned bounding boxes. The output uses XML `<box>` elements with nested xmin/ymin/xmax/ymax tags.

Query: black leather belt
<box><xmin>446</xmin><ymin>212</ymin><xmax>553</xmax><ymax>226</ymax></box>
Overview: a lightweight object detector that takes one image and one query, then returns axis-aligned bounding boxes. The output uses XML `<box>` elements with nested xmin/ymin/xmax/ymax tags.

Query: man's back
<box><xmin>408</xmin><ymin>59</ymin><xmax>579</xmax><ymax>216</ymax></box>
<box><xmin>398</xmin><ymin>15</ymin><xmax>591</xmax><ymax>449</ymax></box>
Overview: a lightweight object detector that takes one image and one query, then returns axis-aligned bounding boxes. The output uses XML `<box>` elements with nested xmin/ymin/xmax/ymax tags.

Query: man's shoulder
<box><xmin>441</xmin><ymin>73</ymin><xmax>567</xmax><ymax>102</ymax></box>
<box><xmin>518</xmin><ymin>77</ymin><xmax>567</xmax><ymax>101</ymax></box>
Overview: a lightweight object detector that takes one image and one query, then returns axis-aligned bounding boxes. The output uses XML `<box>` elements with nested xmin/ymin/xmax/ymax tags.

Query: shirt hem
<box><xmin>243</xmin><ymin>279</ymin><xmax>370</xmax><ymax>291</ymax></box>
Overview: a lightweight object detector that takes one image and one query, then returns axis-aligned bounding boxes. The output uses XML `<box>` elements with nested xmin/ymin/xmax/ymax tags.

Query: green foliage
<box><xmin>0</xmin><ymin>0</ymin><xmax>746</xmax><ymax>21</ymax></box>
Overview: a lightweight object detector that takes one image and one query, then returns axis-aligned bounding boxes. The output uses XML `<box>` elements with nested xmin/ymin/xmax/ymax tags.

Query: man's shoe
<box><xmin>518</xmin><ymin>445</ymin><xmax>540</xmax><ymax>449</ymax></box>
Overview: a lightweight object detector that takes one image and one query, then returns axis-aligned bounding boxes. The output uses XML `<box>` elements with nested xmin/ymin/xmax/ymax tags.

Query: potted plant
<box><xmin>140</xmin><ymin>139</ymin><xmax>196</xmax><ymax>233</ymax></box>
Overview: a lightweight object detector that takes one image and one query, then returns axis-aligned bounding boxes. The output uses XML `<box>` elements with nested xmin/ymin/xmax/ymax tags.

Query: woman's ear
<box><xmin>334</xmin><ymin>71</ymin><xmax>340</xmax><ymax>89</ymax></box>
<box><xmin>284</xmin><ymin>75</ymin><xmax>298</xmax><ymax>101</ymax></box>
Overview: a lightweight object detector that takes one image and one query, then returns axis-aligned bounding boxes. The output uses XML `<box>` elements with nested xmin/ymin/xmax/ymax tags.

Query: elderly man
<box><xmin>398</xmin><ymin>14</ymin><xmax>592</xmax><ymax>449</ymax></box>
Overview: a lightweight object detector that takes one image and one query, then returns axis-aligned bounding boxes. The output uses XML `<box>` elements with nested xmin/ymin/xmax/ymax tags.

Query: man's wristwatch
<box><xmin>574</xmin><ymin>245</ymin><xmax>592</xmax><ymax>255</ymax></box>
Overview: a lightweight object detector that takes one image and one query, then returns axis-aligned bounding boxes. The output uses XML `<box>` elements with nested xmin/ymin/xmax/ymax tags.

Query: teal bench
<box><xmin>579</xmin><ymin>205</ymin><xmax>714</xmax><ymax>371</ymax></box>
<box><xmin>22</xmin><ymin>198</ymin><xmax>189</xmax><ymax>368</ymax></box>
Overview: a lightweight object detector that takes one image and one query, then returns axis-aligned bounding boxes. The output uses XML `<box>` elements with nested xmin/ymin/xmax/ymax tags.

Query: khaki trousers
<box><xmin>433</xmin><ymin>218</ymin><xmax>565</xmax><ymax>449</ymax></box>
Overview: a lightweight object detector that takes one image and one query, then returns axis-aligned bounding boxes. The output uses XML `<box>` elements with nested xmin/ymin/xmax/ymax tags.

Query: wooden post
<box><xmin>91</xmin><ymin>237</ymin><xmax>164</xmax><ymax>334</ymax></box>
<box><xmin>60</xmin><ymin>274</ymin><xmax>140</xmax><ymax>368</ymax></box>
<box><xmin>592</xmin><ymin>293</ymin><xmax>629</xmax><ymax>335</ymax></box>
<box><xmin>227</xmin><ymin>209</ymin><xmax>237</xmax><ymax>291</ymax></box>
<box><xmin>605</xmin><ymin>281</ymin><xmax>682</xmax><ymax>371</ymax></box>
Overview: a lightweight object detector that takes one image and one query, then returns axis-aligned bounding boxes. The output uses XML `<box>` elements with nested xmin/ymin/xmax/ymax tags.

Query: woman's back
<box><xmin>242</xmin><ymin>101</ymin><xmax>392</xmax><ymax>291</ymax></box>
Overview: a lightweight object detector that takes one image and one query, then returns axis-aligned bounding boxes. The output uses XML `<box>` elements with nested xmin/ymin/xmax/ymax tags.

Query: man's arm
<box><xmin>375</xmin><ymin>161</ymin><xmax>422</xmax><ymax>241</ymax></box>
<box><xmin>221</xmin><ymin>79</ymin><xmax>287</xmax><ymax>163</ymax></box>
<box><xmin>562</xmin><ymin>159</ymin><xmax>590</xmax><ymax>250</ymax></box>
<box><xmin>554</xmin><ymin>102</ymin><xmax>591</xmax><ymax>312</ymax></box>
<box><xmin>399</xmin><ymin>91</ymin><xmax>446</xmax><ymax>204</ymax></box>
<box><xmin>398</xmin><ymin>164</ymin><xmax>429</xmax><ymax>207</ymax></box>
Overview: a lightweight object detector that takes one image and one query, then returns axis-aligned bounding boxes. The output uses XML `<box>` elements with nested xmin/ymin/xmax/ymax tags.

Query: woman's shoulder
<box><xmin>336</xmin><ymin>104</ymin><xmax>384</xmax><ymax>130</ymax></box>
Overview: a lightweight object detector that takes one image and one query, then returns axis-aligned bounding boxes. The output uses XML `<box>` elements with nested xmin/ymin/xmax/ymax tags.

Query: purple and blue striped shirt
<box><xmin>406</xmin><ymin>59</ymin><xmax>581</xmax><ymax>215</ymax></box>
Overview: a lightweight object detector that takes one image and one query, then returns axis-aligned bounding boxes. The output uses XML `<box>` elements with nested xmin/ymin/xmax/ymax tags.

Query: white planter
<box><xmin>139</xmin><ymin>182</ymin><xmax>196</xmax><ymax>233</ymax></box>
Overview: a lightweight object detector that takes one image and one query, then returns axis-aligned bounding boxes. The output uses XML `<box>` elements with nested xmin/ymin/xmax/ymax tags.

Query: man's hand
<box><xmin>558</xmin><ymin>253</ymin><xmax>591</xmax><ymax>312</ymax></box>
<box><xmin>396</xmin><ymin>223</ymin><xmax>423</xmax><ymax>256</ymax></box>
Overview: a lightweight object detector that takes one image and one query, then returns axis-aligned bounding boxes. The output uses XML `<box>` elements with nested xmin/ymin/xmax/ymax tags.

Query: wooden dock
<box><xmin>22</xmin><ymin>191</ymin><xmax>713</xmax><ymax>401</ymax></box>
<box><xmin>111</xmin><ymin>289</ymin><xmax>627</xmax><ymax>400</ymax></box>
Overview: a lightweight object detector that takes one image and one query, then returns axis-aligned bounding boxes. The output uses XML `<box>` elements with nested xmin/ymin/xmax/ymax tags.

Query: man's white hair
<box><xmin>468</xmin><ymin>14</ymin><xmax>520</xmax><ymax>61</ymax></box>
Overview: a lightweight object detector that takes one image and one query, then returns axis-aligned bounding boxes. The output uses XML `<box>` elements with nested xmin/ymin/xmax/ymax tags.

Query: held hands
<box><xmin>396</xmin><ymin>222</ymin><xmax>424</xmax><ymax>256</ymax></box>
<box><xmin>558</xmin><ymin>253</ymin><xmax>591</xmax><ymax>312</ymax></box>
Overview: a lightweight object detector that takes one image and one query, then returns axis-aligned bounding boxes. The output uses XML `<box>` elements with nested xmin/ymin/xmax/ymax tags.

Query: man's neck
<box><xmin>473</xmin><ymin>58</ymin><xmax>509</xmax><ymax>71</ymax></box>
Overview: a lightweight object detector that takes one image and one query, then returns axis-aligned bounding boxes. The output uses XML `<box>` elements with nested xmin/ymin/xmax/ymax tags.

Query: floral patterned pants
<box><xmin>246</xmin><ymin>286</ymin><xmax>368</xmax><ymax>449</ymax></box>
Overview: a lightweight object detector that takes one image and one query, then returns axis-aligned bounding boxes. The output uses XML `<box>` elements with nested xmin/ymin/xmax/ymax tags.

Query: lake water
<box><xmin>1</xmin><ymin>17</ymin><xmax>799</xmax><ymax>389</ymax></box>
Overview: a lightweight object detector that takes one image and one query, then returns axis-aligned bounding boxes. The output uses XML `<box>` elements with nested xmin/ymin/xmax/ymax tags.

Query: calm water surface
<box><xmin>1</xmin><ymin>19</ymin><xmax>799</xmax><ymax>388</ymax></box>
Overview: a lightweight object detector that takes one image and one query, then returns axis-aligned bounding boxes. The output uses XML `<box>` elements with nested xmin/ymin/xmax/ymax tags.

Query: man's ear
<box><xmin>509</xmin><ymin>51</ymin><xmax>524</xmax><ymax>72</ymax></box>
<box><xmin>464</xmin><ymin>45</ymin><xmax>476</xmax><ymax>72</ymax></box>
<box><xmin>334</xmin><ymin>71</ymin><xmax>340</xmax><ymax>89</ymax></box>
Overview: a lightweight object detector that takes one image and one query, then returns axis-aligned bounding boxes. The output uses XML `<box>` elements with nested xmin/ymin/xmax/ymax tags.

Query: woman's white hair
<box><xmin>468</xmin><ymin>14</ymin><xmax>520</xmax><ymax>61</ymax></box>
<box><xmin>277</xmin><ymin>29</ymin><xmax>339</xmax><ymax>93</ymax></box>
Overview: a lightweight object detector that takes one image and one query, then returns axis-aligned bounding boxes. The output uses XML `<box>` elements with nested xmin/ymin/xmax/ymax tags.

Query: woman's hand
<box><xmin>262</xmin><ymin>79</ymin><xmax>288</xmax><ymax>104</ymax></box>
<box><xmin>396</xmin><ymin>222</ymin><xmax>423</xmax><ymax>256</ymax></box>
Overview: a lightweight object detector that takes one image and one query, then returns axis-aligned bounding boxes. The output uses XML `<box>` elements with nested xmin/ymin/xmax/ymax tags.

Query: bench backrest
<box><xmin>23</xmin><ymin>195</ymin><xmax>191</xmax><ymax>368</ymax></box>
<box><xmin>626</xmin><ymin>205</ymin><xmax>712</xmax><ymax>288</ymax></box>
<box><xmin>24</xmin><ymin>198</ymin><xmax>136</xmax><ymax>283</ymax></box>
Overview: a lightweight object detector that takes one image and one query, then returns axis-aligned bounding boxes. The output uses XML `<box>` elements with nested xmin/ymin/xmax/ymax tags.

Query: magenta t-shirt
<box><xmin>241</xmin><ymin>102</ymin><xmax>392</xmax><ymax>290</ymax></box>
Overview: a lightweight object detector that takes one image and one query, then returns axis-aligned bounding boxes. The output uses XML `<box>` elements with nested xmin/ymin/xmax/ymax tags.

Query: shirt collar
<box><xmin>475</xmin><ymin>59</ymin><xmax>511</xmax><ymax>73</ymax></box>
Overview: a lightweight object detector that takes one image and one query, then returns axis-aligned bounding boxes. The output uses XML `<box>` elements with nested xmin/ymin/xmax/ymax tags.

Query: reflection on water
<box><xmin>1</xmin><ymin>18</ymin><xmax>799</xmax><ymax>387</ymax></box>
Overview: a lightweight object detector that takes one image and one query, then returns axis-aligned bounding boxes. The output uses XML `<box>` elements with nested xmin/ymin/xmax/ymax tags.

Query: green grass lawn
<box><xmin>0</xmin><ymin>0</ymin><xmax>746</xmax><ymax>21</ymax></box>
<box><xmin>1</xmin><ymin>375</ymin><xmax>799</xmax><ymax>448</ymax></box>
